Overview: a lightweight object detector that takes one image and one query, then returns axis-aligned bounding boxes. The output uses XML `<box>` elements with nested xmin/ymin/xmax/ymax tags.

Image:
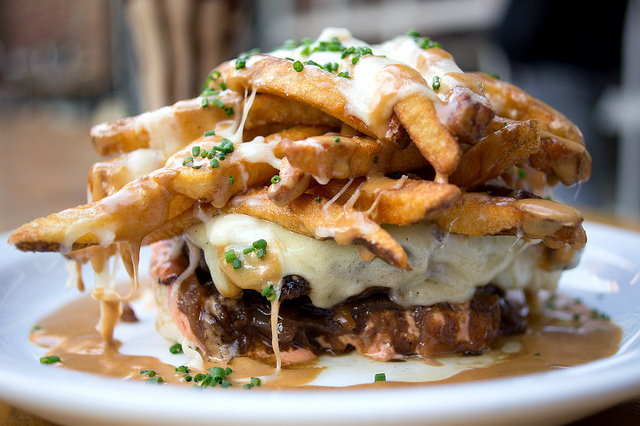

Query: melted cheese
<box><xmin>186</xmin><ymin>214</ymin><xmax>560</xmax><ymax>309</ymax></box>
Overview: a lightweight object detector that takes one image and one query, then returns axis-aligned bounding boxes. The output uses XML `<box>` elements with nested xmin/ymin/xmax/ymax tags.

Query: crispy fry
<box><xmin>393</xmin><ymin>93</ymin><xmax>461</xmax><ymax>177</ymax></box>
<box><xmin>90</xmin><ymin>91</ymin><xmax>243</xmax><ymax>157</ymax></box>
<box><xmin>472</xmin><ymin>72</ymin><xmax>591</xmax><ymax>186</ymax></box>
<box><xmin>90</xmin><ymin>92</ymin><xmax>340</xmax><ymax>158</ymax></box>
<box><xmin>432</xmin><ymin>192</ymin><xmax>585</xmax><ymax>249</ymax></box>
<box><xmin>450</xmin><ymin>119</ymin><xmax>541</xmax><ymax>189</ymax></box>
<box><xmin>9</xmin><ymin>171</ymin><xmax>195</xmax><ymax>253</ymax></box>
<box><xmin>267</xmin><ymin>157</ymin><xmax>312</xmax><ymax>207</ymax></box>
<box><xmin>398</xmin><ymin>44</ymin><xmax>495</xmax><ymax>143</ymax></box>
<box><xmin>280</xmin><ymin>134</ymin><xmax>429</xmax><ymax>183</ymax></box>
<box><xmin>216</xmin><ymin>188</ymin><xmax>409</xmax><ymax>269</ymax></box>
<box><xmin>529</xmin><ymin>131</ymin><xmax>592</xmax><ymax>186</ymax></box>
<box><xmin>308</xmin><ymin>176</ymin><xmax>460</xmax><ymax>226</ymax></box>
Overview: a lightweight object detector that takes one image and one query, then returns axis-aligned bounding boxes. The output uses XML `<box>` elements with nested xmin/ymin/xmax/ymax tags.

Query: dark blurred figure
<box><xmin>495</xmin><ymin>0</ymin><xmax>628</xmax><ymax>209</ymax></box>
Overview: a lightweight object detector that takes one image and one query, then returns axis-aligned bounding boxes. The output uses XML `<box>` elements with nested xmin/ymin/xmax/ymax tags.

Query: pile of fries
<box><xmin>9</xmin><ymin>28</ymin><xmax>590</xmax><ymax>295</ymax></box>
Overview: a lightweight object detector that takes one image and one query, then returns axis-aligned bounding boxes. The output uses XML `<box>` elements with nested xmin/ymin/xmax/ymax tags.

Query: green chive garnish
<box><xmin>210</xmin><ymin>158</ymin><xmax>219</xmax><ymax>168</ymax></box>
<box><xmin>271</xmin><ymin>175</ymin><xmax>281</xmax><ymax>184</ymax></box>
<box><xmin>224</xmin><ymin>250</ymin><xmax>236</xmax><ymax>263</ymax></box>
<box><xmin>374</xmin><ymin>373</ymin><xmax>386</xmax><ymax>382</ymax></box>
<box><xmin>293</xmin><ymin>60</ymin><xmax>304</xmax><ymax>72</ymax></box>
<box><xmin>39</xmin><ymin>355</ymin><xmax>61</xmax><ymax>364</ymax></box>
<box><xmin>169</xmin><ymin>343</ymin><xmax>183</xmax><ymax>354</ymax></box>
<box><xmin>253</xmin><ymin>239</ymin><xmax>267</xmax><ymax>249</ymax></box>
<box><xmin>229</xmin><ymin>176</ymin><xmax>234</xmax><ymax>185</ymax></box>
<box><xmin>204</xmin><ymin>130</ymin><xmax>216</xmax><ymax>137</ymax></box>
<box><xmin>232</xmin><ymin>258</ymin><xmax>242</xmax><ymax>269</ymax></box>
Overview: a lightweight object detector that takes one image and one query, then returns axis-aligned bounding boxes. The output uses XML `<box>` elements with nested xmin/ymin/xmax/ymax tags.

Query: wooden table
<box><xmin>1</xmin><ymin>108</ymin><xmax>640</xmax><ymax>425</ymax></box>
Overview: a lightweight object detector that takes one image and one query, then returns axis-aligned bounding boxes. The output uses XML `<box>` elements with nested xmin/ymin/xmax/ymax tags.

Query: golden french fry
<box><xmin>9</xmin><ymin>173</ymin><xmax>195</xmax><ymax>253</ymax></box>
<box><xmin>308</xmin><ymin>176</ymin><xmax>460</xmax><ymax>226</ymax></box>
<box><xmin>214</xmin><ymin>188</ymin><xmax>409</xmax><ymax>270</ymax></box>
<box><xmin>90</xmin><ymin>91</ymin><xmax>341</xmax><ymax>158</ymax></box>
<box><xmin>267</xmin><ymin>157</ymin><xmax>312</xmax><ymax>207</ymax></box>
<box><xmin>529</xmin><ymin>131</ymin><xmax>592</xmax><ymax>186</ymax></box>
<box><xmin>450</xmin><ymin>119</ymin><xmax>541</xmax><ymax>189</ymax></box>
<box><xmin>432</xmin><ymin>192</ymin><xmax>585</xmax><ymax>249</ymax></box>
<box><xmin>281</xmin><ymin>134</ymin><xmax>429</xmax><ymax>183</ymax></box>
<box><xmin>393</xmin><ymin>93</ymin><xmax>461</xmax><ymax>177</ymax></box>
<box><xmin>90</xmin><ymin>91</ymin><xmax>243</xmax><ymax>157</ymax></box>
<box><xmin>399</xmin><ymin>44</ymin><xmax>494</xmax><ymax>143</ymax></box>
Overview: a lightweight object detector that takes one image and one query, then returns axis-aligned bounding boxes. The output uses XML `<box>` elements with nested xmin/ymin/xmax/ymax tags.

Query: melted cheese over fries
<box><xmin>186</xmin><ymin>213</ymin><xmax>559</xmax><ymax>309</ymax></box>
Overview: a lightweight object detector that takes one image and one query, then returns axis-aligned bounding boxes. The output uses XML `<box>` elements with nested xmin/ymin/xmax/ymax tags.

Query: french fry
<box><xmin>432</xmin><ymin>192</ymin><xmax>586</xmax><ymax>249</ymax></box>
<box><xmin>280</xmin><ymin>134</ymin><xmax>429</xmax><ymax>183</ymax></box>
<box><xmin>393</xmin><ymin>93</ymin><xmax>461</xmax><ymax>177</ymax></box>
<box><xmin>472</xmin><ymin>72</ymin><xmax>591</xmax><ymax>186</ymax></box>
<box><xmin>267</xmin><ymin>157</ymin><xmax>312</xmax><ymax>207</ymax></box>
<box><xmin>307</xmin><ymin>176</ymin><xmax>461</xmax><ymax>225</ymax></box>
<box><xmin>450</xmin><ymin>119</ymin><xmax>541</xmax><ymax>189</ymax></box>
<box><xmin>215</xmin><ymin>188</ymin><xmax>409</xmax><ymax>270</ymax></box>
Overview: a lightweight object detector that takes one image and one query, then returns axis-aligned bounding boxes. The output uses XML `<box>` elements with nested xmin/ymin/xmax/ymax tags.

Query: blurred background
<box><xmin>1</xmin><ymin>0</ymin><xmax>638</xmax><ymax>233</ymax></box>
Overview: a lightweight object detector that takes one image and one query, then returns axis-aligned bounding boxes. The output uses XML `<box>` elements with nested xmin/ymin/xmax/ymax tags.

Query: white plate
<box><xmin>1</xmin><ymin>222</ymin><xmax>640</xmax><ymax>426</ymax></box>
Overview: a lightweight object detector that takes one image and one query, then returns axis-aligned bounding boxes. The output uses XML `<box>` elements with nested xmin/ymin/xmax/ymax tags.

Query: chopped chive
<box><xmin>39</xmin><ymin>355</ymin><xmax>61</xmax><ymax>364</ymax></box>
<box><xmin>253</xmin><ymin>239</ymin><xmax>267</xmax><ymax>249</ymax></box>
<box><xmin>250</xmin><ymin>377</ymin><xmax>261</xmax><ymax>387</ymax></box>
<box><xmin>224</xmin><ymin>250</ymin><xmax>236</xmax><ymax>263</ymax></box>
<box><xmin>192</xmin><ymin>165</ymin><xmax>202</xmax><ymax>169</ymax></box>
<box><xmin>210</xmin><ymin>158</ymin><xmax>219</xmax><ymax>168</ymax></box>
<box><xmin>232</xmin><ymin>258</ymin><xmax>242</xmax><ymax>269</ymax></box>
<box><xmin>229</xmin><ymin>176</ymin><xmax>234</xmax><ymax>185</ymax></box>
<box><xmin>293</xmin><ymin>60</ymin><xmax>304</xmax><ymax>72</ymax></box>
<box><xmin>175</xmin><ymin>365</ymin><xmax>190</xmax><ymax>374</ymax></box>
<box><xmin>334</xmin><ymin>136</ymin><xmax>341</xmax><ymax>143</ymax></box>
<box><xmin>224</xmin><ymin>107</ymin><xmax>234</xmax><ymax>116</ymax></box>
<box><xmin>338</xmin><ymin>71</ymin><xmax>350</xmax><ymax>78</ymax></box>
<box><xmin>194</xmin><ymin>373</ymin><xmax>205</xmax><ymax>382</ymax></box>
<box><xmin>169</xmin><ymin>343</ymin><xmax>183</xmax><ymax>354</ymax></box>
<box><xmin>201</xmin><ymin>97</ymin><xmax>209</xmax><ymax>108</ymax></box>
<box><xmin>261</xmin><ymin>285</ymin><xmax>277</xmax><ymax>301</ymax></box>
<box><xmin>256</xmin><ymin>247</ymin><xmax>267</xmax><ymax>258</ymax></box>
<box><xmin>219</xmin><ymin>81</ymin><xmax>227</xmax><ymax>91</ymax></box>
<box><xmin>182</xmin><ymin>156</ymin><xmax>194</xmax><ymax>166</ymax></box>
<box><xmin>374</xmin><ymin>373</ymin><xmax>386</xmax><ymax>382</ymax></box>
<box><xmin>184</xmin><ymin>375</ymin><xmax>193</xmax><ymax>382</ymax></box>
<box><xmin>204</xmin><ymin>130</ymin><xmax>216</xmax><ymax>137</ymax></box>
<box><xmin>271</xmin><ymin>175</ymin><xmax>281</xmax><ymax>184</ymax></box>
<box><xmin>146</xmin><ymin>376</ymin><xmax>164</xmax><ymax>384</ymax></box>
<box><xmin>315</xmin><ymin>196</ymin><xmax>322</xmax><ymax>202</ymax></box>
<box><xmin>212</xmin><ymin>98</ymin><xmax>224</xmax><ymax>109</ymax></box>
<box><xmin>140</xmin><ymin>369</ymin><xmax>156</xmax><ymax>377</ymax></box>
<box><xmin>373</xmin><ymin>156</ymin><xmax>378</xmax><ymax>164</ymax></box>
<box><xmin>243</xmin><ymin>247</ymin><xmax>254</xmax><ymax>254</ymax></box>
<box><xmin>221</xmin><ymin>380</ymin><xmax>232</xmax><ymax>388</ymax></box>
<box><xmin>432</xmin><ymin>76</ymin><xmax>441</xmax><ymax>91</ymax></box>
<box><xmin>191</xmin><ymin>146</ymin><xmax>201</xmax><ymax>157</ymax></box>
<box><xmin>235</xmin><ymin>58</ymin><xmax>247</xmax><ymax>70</ymax></box>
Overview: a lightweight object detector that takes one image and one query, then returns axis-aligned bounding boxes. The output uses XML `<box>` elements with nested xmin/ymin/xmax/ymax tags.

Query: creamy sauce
<box><xmin>30</xmin><ymin>292</ymin><xmax>621</xmax><ymax>388</ymax></box>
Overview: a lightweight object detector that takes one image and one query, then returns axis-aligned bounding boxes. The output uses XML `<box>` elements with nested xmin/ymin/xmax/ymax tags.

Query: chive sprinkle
<box><xmin>432</xmin><ymin>75</ymin><xmax>441</xmax><ymax>91</ymax></box>
<box><xmin>293</xmin><ymin>60</ymin><xmax>304</xmax><ymax>72</ymax></box>
<box><xmin>212</xmin><ymin>98</ymin><xmax>224</xmax><ymax>109</ymax></box>
<box><xmin>261</xmin><ymin>285</ymin><xmax>277</xmax><ymax>301</ymax></box>
<box><xmin>271</xmin><ymin>175</ymin><xmax>282</xmax><ymax>184</ymax></box>
<box><xmin>374</xmin><ymin>373</ymin><xmax>386</xmax><ymax>382</ymax></box>
<box><xmin>229</xmin><ymin>176</ymin><xmax>234</xmax><ymax>185</ymax></box>
<box><xmin>253</xmin><ymin>239</ymin><xmax>267</xmax><ymax>249</ymax></box>
<box><xmin>39</xmin><ymin>355</ymin><xmax>61</xmax><ymax>364</ymax></box>
<box><xmin>169</xmin><ymin>343</ymin><xmax>183</xmax><ymax>354</ymax></box>
<box><xmin>334</xmin><ymin>136</ymin><xmax>341</xmax><ymax>143</ymax></box>
<box><xmin>204</xmin><ymin>130</ymin><xmax>216</xmax><ymax>137</ymax></box>
<box><xmin>224</xmin><ymin>250</ymin><xmax>236</xmax><ymax>263</ymax></box>
<box><xmin>232</xmin><ymin>258</ymin><xmax>242</xmax><ymax>269</ymax></box>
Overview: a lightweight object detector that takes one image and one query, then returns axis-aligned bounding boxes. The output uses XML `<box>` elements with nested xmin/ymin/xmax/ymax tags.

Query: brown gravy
<box><xmin>30</xmin><ymin>292</ymin><xmax>621</xmax><ymax>389</ymax></box>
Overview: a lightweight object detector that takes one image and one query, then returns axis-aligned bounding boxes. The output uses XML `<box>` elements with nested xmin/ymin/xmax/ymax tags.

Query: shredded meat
<box><xmin>151</xmin><ymin>240</ymin><xmax>527</xmax><ymax>364</ymax></box>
